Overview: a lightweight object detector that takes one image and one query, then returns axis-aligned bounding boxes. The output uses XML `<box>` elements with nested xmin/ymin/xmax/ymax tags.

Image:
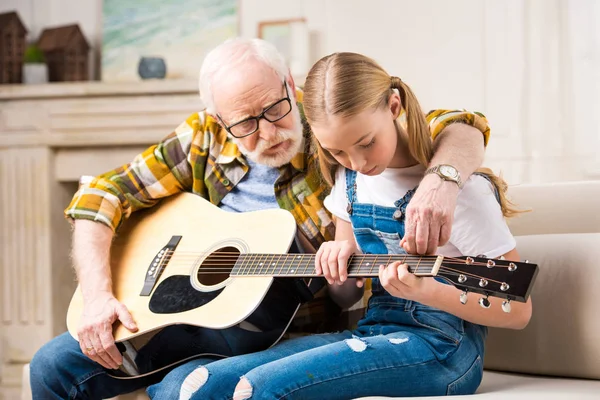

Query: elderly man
<box><xmin>30</xmin><ymin>38</ymin><xmax>491</xmax><ymax>399</ymax></box>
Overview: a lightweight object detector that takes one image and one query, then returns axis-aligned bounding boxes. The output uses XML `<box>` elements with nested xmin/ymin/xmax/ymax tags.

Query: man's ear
<box><xmin>388</xmin><ymin>91</ymin><xmax>402</xmax><ymax>119</ymax></box>
<box><xmin>207</xmin><ymin>112</ymin><xmax>222</xmax><ymax>126</ymax></box>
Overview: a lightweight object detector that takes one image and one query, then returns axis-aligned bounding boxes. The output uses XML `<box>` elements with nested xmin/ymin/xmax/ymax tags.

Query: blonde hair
<box><xmin>303</xmin><ymin>52</ymin><xmax>520</xmax><ymax>218</ymax></box>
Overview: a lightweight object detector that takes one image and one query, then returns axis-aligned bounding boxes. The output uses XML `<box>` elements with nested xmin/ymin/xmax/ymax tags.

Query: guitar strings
<box><xmin>159</xmin><ymin>257</ymin><xmax>512</xmax><ymax>270</ymax></box>
<box><xmin>151</xmin><ymin>264</ymin><xmax>505</xmax><ymax>285</ymax></box>
<box><xmin>157</xmin><ymin>252</ymin><xmax>514</xmax><ymax>268</ymax></box>
<box><xmin>143</xmin><ymin>250</ymin><xmax>517</xmax><ymax>285</ymax></box>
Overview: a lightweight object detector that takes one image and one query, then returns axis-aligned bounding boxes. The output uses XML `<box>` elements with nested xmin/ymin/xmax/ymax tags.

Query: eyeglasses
<box><xmin>217</xmin><ymin>82</ymin><xmax>293</xmax><ymax>138</ymax></box>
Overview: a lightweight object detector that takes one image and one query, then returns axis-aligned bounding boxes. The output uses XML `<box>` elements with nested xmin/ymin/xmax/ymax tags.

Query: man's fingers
<box><xmin>90</xmin><ymin>332</ymin><xmax>115</xmax><ymax>369</ymax></box>
<box><xmin>402</xmin><ymin>230</ymin><xmax>416</xmax><ymax>254</ymax></box>
<box><xmin>401</xmin><ymin>238</ymin><xmax>413</xmax><ymax>254</ymax></box>
<box><xmin>116</xmin><ymin>303</ymin><xmax>138</xmax><ymax>332</ymax></box>
<box><xmin>99</xmin><ymin>326</ymin><xmax>122</xmax><ymax>368</ymax></box>
<box><xmin>79</xmin><ymin>330</ymin><xmax>103</xmax><ymax>365</ymax></box>
<box><xmin>403</xmin><ymin>211</ymin><xmax>417</xmax><ymax>254</ymax></box>
<box><xmin>439</xmin><ymin>222</ymin><xmax>452</xmax><ymax>247</ymax></box>
<box><xmin>80</xmin><ymin>337</ymin><xmax>95</xmax><ymax>361</ymax></box>
<box><xmin>426</xmin><ymin>219</ymin><xmax>442</xmax><ymax>254</ymax></box>
<box><xmin>415</xmin><ymin>222</ymin><xmax>429</xmax><ymax>255</ymax></box>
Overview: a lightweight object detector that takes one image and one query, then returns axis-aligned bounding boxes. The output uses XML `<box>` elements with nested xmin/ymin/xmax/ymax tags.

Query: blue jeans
<box><xmin>151</xmin><ymin>169</ymin><xmax>487</xmax><ymax>399</ymax></box>
<box><xmin>29</xmin><ymin>324</ymin><xmax>276</xmax><ymax>399</ymax></box>
<box><xmin>152</xmin><ymin>323</ymin><xmax>484</xmax><ymax>399</ymax></box>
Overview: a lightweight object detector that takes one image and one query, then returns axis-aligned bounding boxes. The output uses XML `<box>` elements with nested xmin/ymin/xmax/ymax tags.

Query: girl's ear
<box><xmin>388</xmin><ymin>91</ymin><xmax>402</xmax><ymax>119</ymax></box>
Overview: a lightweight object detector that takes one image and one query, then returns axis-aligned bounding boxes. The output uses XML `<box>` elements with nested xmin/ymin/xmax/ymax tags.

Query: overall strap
<box><xmin>345</xmin><ymin>168</ymin><xmax>358</xmax><ymax>215</ymax></box>
<box><xmin>472</xmin><ymin>172</ymin><xmax>502</xmax><ymax>205</ymax></box>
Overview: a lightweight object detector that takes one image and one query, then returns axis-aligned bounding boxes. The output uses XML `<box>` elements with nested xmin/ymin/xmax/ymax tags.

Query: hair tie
<box><xmin>390</xmin><ymin>76</ymin><xmax>402</xmax><ymax>88</ymax></box>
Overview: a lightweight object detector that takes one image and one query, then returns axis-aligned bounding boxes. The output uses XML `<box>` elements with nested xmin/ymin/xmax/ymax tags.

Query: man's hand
<box><xmin>77</xmin><ymin>291</ymin><xmax>138</xmax><ymax>369</ymax></box>
<box><xmin>401</xmin><ymin>174</ymin><xmax>459</xmax><ymax>254</ymax></box>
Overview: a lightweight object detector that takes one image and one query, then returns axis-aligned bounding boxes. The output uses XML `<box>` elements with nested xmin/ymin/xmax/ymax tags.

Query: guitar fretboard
<box><xmin>231</xmin><ymin>254</ymin><xmax>443</xmax><ymax>277</ymax></box>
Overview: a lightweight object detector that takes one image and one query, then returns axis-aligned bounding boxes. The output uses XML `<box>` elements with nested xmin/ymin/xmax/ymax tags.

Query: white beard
<box><xmin>232</xmin><ymin>106</ymin><xmax>304</xmax><ymax>168</ymax></box>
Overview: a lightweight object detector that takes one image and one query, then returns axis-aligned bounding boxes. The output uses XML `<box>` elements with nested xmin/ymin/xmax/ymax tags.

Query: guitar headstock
<box><xmin>435</xmin><ymin>256</ymin><xmax>539</xmax><ymax>312</ymax></box>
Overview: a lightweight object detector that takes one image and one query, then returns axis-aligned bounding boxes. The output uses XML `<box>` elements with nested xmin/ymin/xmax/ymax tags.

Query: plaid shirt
<box><xmin>65</xmin><ymin>89</ymin><xmax>490</xmax><ymax>251</ymax></box>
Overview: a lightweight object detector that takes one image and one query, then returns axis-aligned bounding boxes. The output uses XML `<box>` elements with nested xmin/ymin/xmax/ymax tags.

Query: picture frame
<box><xmin>258</xmin><ymin>18</ymin><xmax>310</xmax><ymax>82</ymax></box>
<box><xmin>101</xmin><ymin>0</ymin><xmax>239</xmax><ymax>82</ymax></box>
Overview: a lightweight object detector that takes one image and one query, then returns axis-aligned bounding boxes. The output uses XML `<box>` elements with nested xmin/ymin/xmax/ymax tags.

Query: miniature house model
<box><xmin>0</xmin><ymin>11</ymin><xmax>28</xmax><ymax>84</ymax></box>
<box><xmin>38</xmin><ymin>24</ymin><xmax>90</xmax><ymax>82</ymax></box>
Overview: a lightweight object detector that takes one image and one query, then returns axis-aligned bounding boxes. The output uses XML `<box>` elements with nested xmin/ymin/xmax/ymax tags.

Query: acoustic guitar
<box><xmin>66</xmin><ymin>193</ymin><xmax>538</xmax><ymax>378</ymax></box>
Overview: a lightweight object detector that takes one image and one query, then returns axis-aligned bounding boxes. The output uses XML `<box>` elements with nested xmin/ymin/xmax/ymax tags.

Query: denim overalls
<box><xmin>345</xmin><ymin>168</ymin><xmax>488</xmax><ymax>395</ymax></box>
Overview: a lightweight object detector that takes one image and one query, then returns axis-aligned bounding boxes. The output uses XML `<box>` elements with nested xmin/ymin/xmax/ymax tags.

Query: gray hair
<box><xmin>199</xmin><ymin>38</ymin><xmax>289</xmax><ymax>115</ymax></box>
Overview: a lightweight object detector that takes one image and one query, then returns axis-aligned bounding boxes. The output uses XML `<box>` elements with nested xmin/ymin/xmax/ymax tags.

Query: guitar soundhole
<box><xmin>197</xmin><ymin>246</ymin><xmax>240</xmax><ymax>286</ymax></box>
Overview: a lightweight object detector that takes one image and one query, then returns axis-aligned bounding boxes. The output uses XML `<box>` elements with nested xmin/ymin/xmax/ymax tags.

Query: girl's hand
<box><xmin>379</xmin><ymin>261</ymin><xmax>428</xmax><ymax>301</ymax></box>
<box><xmin>316</xmin><ymin>240</ymin><xmax>364</xmax><ymax>287</ymax></box>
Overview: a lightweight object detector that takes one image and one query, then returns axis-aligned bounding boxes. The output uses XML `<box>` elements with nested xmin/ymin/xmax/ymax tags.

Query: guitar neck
<box><xmin>231</xmin><ymin>254</ymin><xmax>443</xmax><ymax>277</ymax></box>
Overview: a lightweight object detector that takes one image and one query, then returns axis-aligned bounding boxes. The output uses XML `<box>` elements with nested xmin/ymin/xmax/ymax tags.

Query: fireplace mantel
<box><xmin>0</xmin><ymin>80</ymin><xmax>202</xmax><ymax>394</ymax></box>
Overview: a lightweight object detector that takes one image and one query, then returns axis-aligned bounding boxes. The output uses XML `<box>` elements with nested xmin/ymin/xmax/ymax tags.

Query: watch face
<box><xmin>439</xmin><ymin>165</ymin><xmax>458</xmax><ymax>179</ymax></box>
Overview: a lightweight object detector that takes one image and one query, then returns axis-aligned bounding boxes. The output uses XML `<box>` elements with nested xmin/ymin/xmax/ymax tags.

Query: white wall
<box><xmin>2</xmin><ymin>0</ymin><xmax>599</xmax><ymax>185</ymax></box>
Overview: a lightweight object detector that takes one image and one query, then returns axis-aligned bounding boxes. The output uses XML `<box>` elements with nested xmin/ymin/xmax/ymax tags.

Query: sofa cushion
<box><xmin>506</xmin><ymin>181</ymin><xmax>600</xmax><ymax>236</ymax></box>
<box><xmin>358</xmin><ymin>370</ymin><xmax>600</xmax><ymax>399</ymax></box>
<box><xmin>24</xmin><ymin>363</ymin><xmax>600</xmax><ymax>400</ymax></box>
<box><xmin>484</xmin><ymin>232</ymin><xmax>600</xmax><ymax>379</ymax></box>
<box><xmin>116</xmin><ymin>371</ymin><xmax>600</xmax><ymax>400</ymax></box>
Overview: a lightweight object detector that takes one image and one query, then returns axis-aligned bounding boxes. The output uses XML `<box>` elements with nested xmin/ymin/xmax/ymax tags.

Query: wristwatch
<box><xmin>425</xmin><ymin>164</ymin><xmax>463</xmax><ymax>188</ymax></box>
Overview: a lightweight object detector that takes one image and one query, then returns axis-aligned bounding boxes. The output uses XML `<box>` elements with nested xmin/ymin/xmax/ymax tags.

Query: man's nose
<box><xmin>257</xmin><ymin>118</ymin><xmax>277</xmax><ymax>141</ymax></box>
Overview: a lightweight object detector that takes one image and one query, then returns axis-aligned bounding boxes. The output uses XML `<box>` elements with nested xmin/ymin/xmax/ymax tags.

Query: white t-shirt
<box><xmin>324</xmin><ymin>165</ymin><xmax>516</xmax><ymax>259</ymax></box>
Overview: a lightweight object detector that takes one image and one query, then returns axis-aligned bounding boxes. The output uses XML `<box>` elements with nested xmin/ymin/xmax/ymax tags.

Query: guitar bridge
<box><xmin>140</xmin><ymin>236</ymin><xmax>182</xmax><ymax>296</ymax></box>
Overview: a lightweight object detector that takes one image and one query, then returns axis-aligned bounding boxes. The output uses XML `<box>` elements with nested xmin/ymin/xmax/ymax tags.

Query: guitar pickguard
<box><xmin>149</xmin><ymin>275</ymin><xmax>223</xmax><ymax>314</ymax></box>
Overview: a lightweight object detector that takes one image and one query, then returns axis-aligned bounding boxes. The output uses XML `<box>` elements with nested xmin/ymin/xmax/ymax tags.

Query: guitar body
<box><xmin>67</xmin><ymin>193</ymin><xmax>300</xmax><ymax>377</ymax></box>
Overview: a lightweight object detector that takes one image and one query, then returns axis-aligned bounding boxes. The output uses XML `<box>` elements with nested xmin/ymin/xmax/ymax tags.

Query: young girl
<box><xmin>170</xmin><ymin>53</ymin><xmax>532</xmax><ymax>400</ymax></box>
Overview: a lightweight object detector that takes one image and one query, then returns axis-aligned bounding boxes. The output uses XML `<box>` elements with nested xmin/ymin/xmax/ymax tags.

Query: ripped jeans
<box><xmin>150</xmin><ymin>317</ymin><xmax>485</xmax><ymax>399</ymax></box>
<box><xmin>150</xmin><ymin>169</ymin><xmax>486</xmax><ymax>399</ymax></box>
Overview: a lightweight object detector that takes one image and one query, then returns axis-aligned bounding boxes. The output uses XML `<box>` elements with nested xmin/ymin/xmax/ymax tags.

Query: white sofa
<box><xmin>22</xmin><ymin>181</ymin><xmax>600</xmax><ymax>399</ymax></box>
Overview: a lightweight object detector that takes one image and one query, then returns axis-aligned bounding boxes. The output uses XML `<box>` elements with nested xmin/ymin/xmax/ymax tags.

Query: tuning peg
<box><xmin>500</xmin><ymin>282</ymin><xmax>510</xmax><ymax>291</ymax></box>
<box><xmin>479</xmin><ymin>279</ymin><xmax>488</xmax><ymax>287</ymax></box>
<box><xmin>487</xmin><ymin>260</ymin><xmax>495</xmax><ymax>268</ymax></box>
<box><xmin>465</xmin><ymin>257</ymin><xmax>474</xmax><ymax>265</ymax></box>
<box><xmin>478</xmin><ymin>295</ymin><xmax>491</xmax><ymax>308</ymax></box>
<box><xmin>458</xmin><ymin>274</ymin><xmax>467</xmax><ymax>283</ymax></box>
<box><xmin>508</xmin><ymin>262</ymin><xmax>517</xmax><ymax>271</ymax></box>
<box><xmin>502</xmin><ymin>300</ymin><xmax>512</xmax><ymax>313</ymax></box>
<box><xmin>460</xmin><ymin>291</ymin><xmax>468</xmax><ymax>305</ymax></box>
